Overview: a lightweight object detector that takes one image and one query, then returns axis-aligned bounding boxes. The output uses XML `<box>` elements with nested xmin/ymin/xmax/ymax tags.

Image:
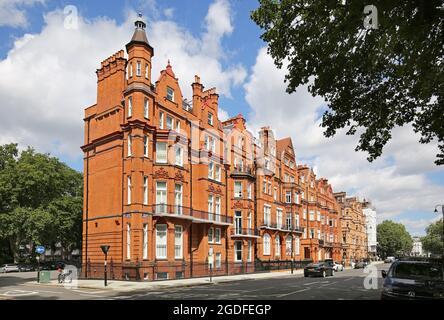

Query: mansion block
<box><xmin>81</xmin><ymin>16</ymin><xmax>368</xmax><ymax>281</ymax></box>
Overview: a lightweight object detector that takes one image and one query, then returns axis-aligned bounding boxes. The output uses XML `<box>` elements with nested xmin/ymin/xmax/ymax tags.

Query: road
<box><xmin>0</xmin><ymin>263</ymin><xmax>389</xmax><ymax>300</ymax></box>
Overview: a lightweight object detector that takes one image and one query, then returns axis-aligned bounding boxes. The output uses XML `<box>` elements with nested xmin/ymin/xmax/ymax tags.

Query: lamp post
<box><xmin>433</xmin><ymin>205</ymin><xmax>444</xmax><ymax>277</ymax></box>
<box><xmin>100</xmin><ymin>245</ymin><xmax>110</xmax><ymax>287</ymax></box>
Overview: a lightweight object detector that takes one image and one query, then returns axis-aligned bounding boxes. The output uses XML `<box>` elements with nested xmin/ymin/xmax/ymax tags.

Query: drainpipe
<box><xmin>188</xmin><ymin>119</ymin><xmax>193</xmax><ymax>277</ymax></box>
<box><xmin>225</xmin><ymin>164</ymin><xmax>229</xmax><ymax>275</ymax></box>
<box><xmin>84</xmin><ymin>119</ymin><xmax>90</xmax><ymax>278</ymax></box>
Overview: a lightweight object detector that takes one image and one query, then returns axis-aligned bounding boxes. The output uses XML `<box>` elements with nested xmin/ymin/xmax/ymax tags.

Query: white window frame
<box><xmin>275</xmin><ymin>237</ymin><xmax>281</xmax><ymax>257</ymax></box>
<box><xmin>166</xmin><ymin>86</ymin><xmax>174</xmax><ymax>101</ymax></box>
<box><xmin>247</xmin><ymin>240</ymin><xmax>252</xmax><ymax>262</ymax></box>
<box><xmin>145</xmin><ymin>63</ymin><xmax>148</xmax><ymax>79</ymax></box>
<box><xmin>285</xmin><ymin>191</ymin><xmax>292</xmax><ymax>203</ymax></box>
<box><xmin>175</xmin><ymin>146</ymin><xmax>183</xmax><ymax>166</ymax></box>
<box><xmin>156</xmin><ymin>224</ymin><xmax>167</xmax><ymax>259</ymax></box>
<box><xmin>208</xmin><ymin>194</ymin><xmax>214</xmax><ymax>220</ymax></box>
<box><xmin>126</xmin><ymin>223</ymin><xmax>131</xmax><ymax>260</ymax></box>
<box><xmin>144</xmin><ymin>98</ymin><xmax>149</xmax><ymax>118</ymax></box>
<box><xmin>215</xmin><ymin>196</ymin><xmax>221</xmax><ymax>221</ymax></box>
<box><xmin>175</xmin><ymin>225</ymin><xmax>183</xmax><ymax>259</ymax></box>
<box><xmin>155</xmin><ymin>181</ymin><xmax>167</xmax><ymax>214</ymax></box>
<box><xmin>175</xmin><ymin>184</ymin><xmax>182</xmax><ymax>215</ymax></box>
<box><xmin>128</xmin><ymin>96</ymin><xmax>132</xmax><ymax>117</ymax></box>
<box><xmin>143</xmin><ymin>135</ymin><xmax>148</xmax><ymax>157</ymax></box>
<box><xmin>234</xmin><ymin>181</ymin><xmax>242</xmax><ymax>198</ymax></box>
<box><xmin>215</xmin><ymin>165</ymin><xmax>221</xmax><ymax>182</ymax></box>
<box><xmin>295</xmin><ymin>237</ymin><xmax>300</xmax><ymax>255</ymax></box>
<box><xmin>127</xmin><ymin>134</ymin><xmax>132</xmax><ymax>157</ymax></box>
<box><xmin>159</xmin><ymin>111</ymin><xmax>164</xmax><ymax>129</ymax></box>
<box><xmin>208</xmin><ymin>227</ymin><xmax>214</xmax><ymax>243</ymax></box>
<box><xmin>208</xmin><ymin>162</ymin><xmax>214</xmax><ymax>179</ymax></box>
<box><xmin>127</xmin><ymin>175</ymin><xmax>132</xmax><ymax>205</ymax></box>
<box><xmin>156</xmin><ymin>142</ymin><xmax>168</xmax><ymax>164</ymax></box>
<box><xmin>143</xmin><ymin>224</ymin><xmax>148</xmax><ymax>259</ymax></box>
<box><xmin>215</xmin><ymin>228</ymin><xmax>221</xmax><ymax>244</ymax></box>
<box><xmin>208</xmin><ymin>112</ymin><xmax>213</xmax><ymax>126</ymax></box>
<box><xmin>143</xmin><ymin>176</ymin><xmax>148</xmax><ymax>205</ymax></box>
<box><xmin>215</xmin><ymin>252</ymin><xmax>222</xmax><ymax>268</ymax></box>
<box><xmin>136</xmin><ymin>61</ymin><xmax>141</xmax><ymax>76</ymax></box>
<box><xmin>263</xmin><ymin>233</ymin><xmax>271</xmax><ymax>256</ymax></box>
<box><xmin>234</xmin><ymin>241</ymin><xmax>242</xmax><ymax>262</ymax></box>
<box><xmin>166</xmin><ymin>115</ymin><xmax>173</xmax><ymax>130</ymax></box>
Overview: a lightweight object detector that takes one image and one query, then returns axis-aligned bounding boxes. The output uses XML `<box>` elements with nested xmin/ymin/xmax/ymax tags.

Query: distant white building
<box><xmin>411</xmin><ymin>236</ymin><xmax>423</xmax><ymax>256</ymax></box>
<box><xmin>362</xmin><ymin>200</ymin><xmax>377</xmax><ymax>258</ymax></box>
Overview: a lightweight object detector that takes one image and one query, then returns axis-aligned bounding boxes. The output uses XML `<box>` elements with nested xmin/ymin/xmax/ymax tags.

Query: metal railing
<box><xmin>149</xmin><ymin>204</ymin><xmax>232</xmax><ymax>224</ymax></box>
<box><xmin>81</xmin><ymin>259</ymin><xmax>312</xmax><ymax>282</ymax></box>
<box><xmin>231</xmin><ymin>228</ymin><xmax>259</xmax><ymax>237</ymax></box>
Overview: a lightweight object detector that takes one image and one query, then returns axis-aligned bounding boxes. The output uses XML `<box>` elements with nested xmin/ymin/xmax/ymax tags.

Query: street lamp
<box><xmin>100</xmin><ymin>245</ymin><xmax>110</xmax><ymax>287</ymax></box>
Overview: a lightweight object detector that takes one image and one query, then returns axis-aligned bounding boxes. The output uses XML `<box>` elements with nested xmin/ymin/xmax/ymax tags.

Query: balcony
<box><xmin>292</xmin><ymin>226</ymin><xmax>305</xmax><ymax>233</ymax></box>
<box><xmin>149</xmin><ymin>204</ymin><xmax>232</xmax><ymax>225</ymax></box>
<box><xmin>321</xmin><ymin>241</ymin><xmax>333</xmax><ymax>248</ymax></box>
<box><xmin>231</xmin><ymin>228</ymin><xmax>260</xmax><ymax>238</ymax></box>
<box><xmin>230</xmin><ymin>166</ymin><xmax>255</xmax><ymax>179</ymax></box>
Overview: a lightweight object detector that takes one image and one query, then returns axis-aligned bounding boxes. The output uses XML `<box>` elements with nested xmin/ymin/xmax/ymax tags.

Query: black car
<box><xmin>304</xmin><ymin>262</ymin><xmax>335</xmax><ymax>278</ymax></box>
<box><xmin>381</xmin><ymin>261</ymin><xmax>444</xmax><ymax>300</ymax></box>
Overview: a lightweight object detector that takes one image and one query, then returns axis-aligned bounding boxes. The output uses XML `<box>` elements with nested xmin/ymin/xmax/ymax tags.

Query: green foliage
<box><xmin>421</xmin><ymin>219</ymin><xmax>443</xmax><ymax>256</ymax></box>
<box><xmin>377</xmin><ymin>220</ymin><xmax>413</xmax><ymax>258</ymax></box>
<box><xmin>0</xmin><ymin>143</ymin><xmax>83</xmax><ymax>262</ymax></box>
<box><xmin>251</xmin><ymin>0</ymin><xmax>444</xmax><ymax>164</ymax></box>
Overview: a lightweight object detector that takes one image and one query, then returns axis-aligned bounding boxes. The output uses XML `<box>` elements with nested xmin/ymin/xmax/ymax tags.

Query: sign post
<box><xmin>100</xmin><ymin>245</ymin><xmax>110</xmax><ymax>287</ymax></box>
<box><xmin>35</xmin><ymin>246</ymin><xmax>45</xmax><ymax>283</ymax></box>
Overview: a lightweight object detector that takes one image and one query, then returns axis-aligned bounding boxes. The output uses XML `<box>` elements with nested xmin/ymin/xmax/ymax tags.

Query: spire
<box><xmin>165</xmin><ymin>59</ymin><xmax>176</xmax><ymax>78</ymax></box>
<box><xmin>126</xmin><ymin>12</ymin><xmax>153</xmax><ymax>54</ymax></box>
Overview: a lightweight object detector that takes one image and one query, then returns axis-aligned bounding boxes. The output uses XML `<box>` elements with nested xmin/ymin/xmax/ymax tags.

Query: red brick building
<box><xmin>81</xmin><ymin>16</ymin><xmax>345</xmax><ymax>281</ymax></box>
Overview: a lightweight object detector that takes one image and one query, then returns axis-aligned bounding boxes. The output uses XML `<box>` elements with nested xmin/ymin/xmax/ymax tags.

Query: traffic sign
<box><xmin>36</xmin><ymin>246</ymin><xmax>45</xmax><ymax>254</ymax></box>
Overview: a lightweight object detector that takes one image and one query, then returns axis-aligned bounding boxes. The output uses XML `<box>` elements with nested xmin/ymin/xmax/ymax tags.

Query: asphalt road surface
<box><xmin>0</xmin><ymin>263</ymin><xmax>389</xmax><ymax>300</ymax></box>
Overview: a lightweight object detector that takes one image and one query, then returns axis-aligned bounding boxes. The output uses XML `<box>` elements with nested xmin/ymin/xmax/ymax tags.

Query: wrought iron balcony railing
<box><xmin>231</xmin><ymin>228</ymin><xmax>259</xmax><ymax>237</ymax></box>
<box><xmin>149</xmin><ymin>204</ymin><xmax>232</xmax><ymax>224</ymax></box>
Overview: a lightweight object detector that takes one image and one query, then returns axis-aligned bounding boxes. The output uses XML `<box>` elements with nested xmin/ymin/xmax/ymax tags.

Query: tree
<box><xmin>422</xmin><ymin>219</ymin><xmax>443</xmax><ymax>256</ymax></box>
<box><xmin>0</xmin><ymin>144</ymin><xmax>83</xmax><ymax>262</ymax></box>
<box><xmin>377</xmin><ymin>220</ymin><xmax>413</xmax><ymax>258</ymax></box>
<box><xmin>251</xmin><ymin>0</ymin><xmax>444</xmax><ymax>164</ymax></box>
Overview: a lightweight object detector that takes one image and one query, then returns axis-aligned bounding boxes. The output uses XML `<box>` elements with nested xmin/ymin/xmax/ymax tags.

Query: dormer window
<box><xmin>136</xmin><ymin>61</ymin><xmax>141</xmax><ymax>76</ymax></box>
<box><xmin>208</xmin><ymin>112</ymin><xmax>213</xmax><ymax>126</ymax></box>
<box><xmin>166</xmin><ymin>86</ymin><xmax>174</xmax><ymax>102</ymax></box>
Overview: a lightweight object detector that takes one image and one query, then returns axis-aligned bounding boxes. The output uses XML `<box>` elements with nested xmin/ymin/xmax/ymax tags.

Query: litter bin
<box><xmin>39</xmin><ymin>271</ymin><xmax>51</xmax><ymax>283</ymax></box>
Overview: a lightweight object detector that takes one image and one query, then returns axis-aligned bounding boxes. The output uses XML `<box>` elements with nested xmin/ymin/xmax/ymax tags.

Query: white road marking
<box><xmin>276</xmin><ymin>288</ymin><xmax>310</xmax><ymax>298</ymax></box>
<box><xmin>1</xmin><ymin>290</ymin><xmax>38</xmax><ymax>297</ymax></box>
<box><xmin>303</xmin><ymin>281</ymin><xmax>320</xmax><ymax>285</ymax></box>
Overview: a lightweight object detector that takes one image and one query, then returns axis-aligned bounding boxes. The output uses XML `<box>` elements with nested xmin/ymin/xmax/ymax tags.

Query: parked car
<box><xmin>381</xmin><ymin>260</ymin><xmax>444</xmax><ymax>300</ymax></box>
<box><xmin>354</xmin><ymin>261</ymin><xmax>366</xmax><ymax>269</ymax></box>
<box><xmin>385</xmin><ymin>256</ymin><xmax>396</xmax><ymax>263</ymax></box>
<box><xmin>18</xmin><ymin>264</ymin><xmax>35</xmax><ymax>272</ymax></box>
<box><xmin>304</xmin><ymin>262</ymin><xmax>335</xmax><ymax>277</ymax></box>
<box><xmin>333</xmin><ymin>261</ymin><xmax>344</xmax><ymax>271</ymax></box>
<box><xmin>0</xmin><ymin>264</ymin><xmax>20</xmax><ymax>273</ymax></box>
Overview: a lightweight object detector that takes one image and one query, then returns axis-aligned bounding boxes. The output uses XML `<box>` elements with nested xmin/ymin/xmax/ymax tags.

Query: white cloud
<box><xmin>163</xmin><ymin>7</ymin><xmax>174</xmax><ymax>19</ymax></box>
<box><xmin>0</xmin><ymin>1</ymin><xmax>246</xmax><ymax>161</ymax></box>
<box><xmin>245</xmin><ymin>47</ymin><xmax>444</xmax><ymax>236</ymax></box>
<box><xmin>0</xmin><ymin>0</ymin><xmax>44</xmax><ymax>28</ymax></box>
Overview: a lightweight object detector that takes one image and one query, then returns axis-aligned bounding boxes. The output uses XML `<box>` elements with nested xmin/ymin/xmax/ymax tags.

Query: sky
<box><xmin>0</xmin><ymin>0</ymin><xmax>442</xmax><ymax>236</ymax></box>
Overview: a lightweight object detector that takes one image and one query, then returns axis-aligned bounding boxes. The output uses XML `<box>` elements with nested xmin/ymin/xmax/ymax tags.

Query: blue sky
<box><xmin>0</xmin><ymin>0</ymin><xmax>443</xmax><ymax>237</ymax></box>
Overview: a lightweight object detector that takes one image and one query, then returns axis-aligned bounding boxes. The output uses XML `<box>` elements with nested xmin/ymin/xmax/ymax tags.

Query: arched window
<box><xmin>263</xmin><ymin>233</ymin><xmax>271</xmax><ymax>256</ymax></box>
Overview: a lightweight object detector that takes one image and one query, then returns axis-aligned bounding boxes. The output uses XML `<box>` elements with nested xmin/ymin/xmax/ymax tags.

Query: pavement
<box><xmin>0</xmin><ymin>262</ymin><xmax>387</xmax><ymax>300</ymax></box>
